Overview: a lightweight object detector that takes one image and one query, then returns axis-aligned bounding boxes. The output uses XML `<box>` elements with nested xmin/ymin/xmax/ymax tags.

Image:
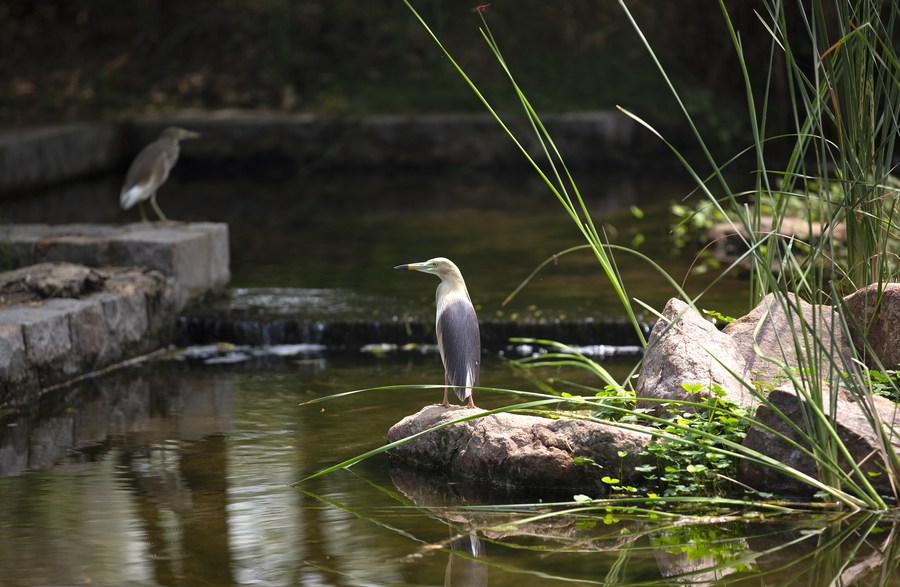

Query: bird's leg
<box><xmin>150</xmin><ymin>193</ymin><xmax>169</xmax><ymax>222</ymax></box>
<box><xmin>442</xmin><ymin>373</ymin><xmax>450</xmax><ymax>407</ymax></box>
<box><xmin>466</xmin><ymin>393</ymin><xmax>476</xmax><ymax>409</ymax></box>
<box><xmin>138</xmin><ymin>201</ymin><xmax>148</xmax><ymax>223</ymax></box>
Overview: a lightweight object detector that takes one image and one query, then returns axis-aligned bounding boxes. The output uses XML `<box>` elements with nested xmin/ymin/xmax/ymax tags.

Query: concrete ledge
<box><xmin>130</xmin><ymin>110</ymin><xmax>643</xmax><ymax>170</ymax></box>
<box><xmin>0</xmin><ymin>123</ymin><xmax>124</xmax><ymax>193</ymax></box>
<box><xmin>0</xmin><ymin>263</ymin><xmax>178</xmax><ymax>405</ymax></box>
<box><xmin>0</xmin><ymin>223</ymin><xmax>230</xmax><ymax>405</ymax></box>
<box><xmin>3</xmin><ymin>222</ymin><xmax>230</xmax><ymax>308</ymax></box>
<box><xmin>1</xmin><ymin>112</ymin><xmax>684</xmax><ymax>193</ymax></box>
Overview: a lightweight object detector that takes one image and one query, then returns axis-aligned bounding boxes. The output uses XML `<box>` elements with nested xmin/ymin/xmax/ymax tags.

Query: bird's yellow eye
<box><xmin>429</xmin><ymin>261</ymin><xmax>438</xmax><ymax>268</ymax></box>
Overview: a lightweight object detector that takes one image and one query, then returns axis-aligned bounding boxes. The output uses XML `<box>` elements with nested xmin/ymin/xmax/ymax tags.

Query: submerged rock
<box><xmin>387</xmin><ymin>405</ymin><xmax>652</xmax><ymax>499</ymax></box>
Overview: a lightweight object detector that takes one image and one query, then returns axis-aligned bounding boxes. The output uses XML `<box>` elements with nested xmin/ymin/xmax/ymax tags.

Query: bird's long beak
<box><xmin>394</xmin><ymin>261</ymin><xmax>427</xmax><ymax>271</ymax></box>
<box><xmin>184</xmin><ymin>130</ymin><xmax>201</xmax><ymax>140</ymax></box>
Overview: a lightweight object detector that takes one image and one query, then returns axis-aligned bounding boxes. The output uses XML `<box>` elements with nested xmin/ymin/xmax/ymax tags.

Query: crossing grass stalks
<box><xmin>299</xmin><ymin>0</ymin><xmax>900</xmax><ymax>515</ymax></box>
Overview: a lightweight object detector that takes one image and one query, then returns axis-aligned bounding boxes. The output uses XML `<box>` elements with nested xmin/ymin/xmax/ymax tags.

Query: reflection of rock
<box><xmin>390</xmin><ymin>463</ymin><xmax>545</xmax><ymax>506</ymax></box>
<box><xmin>744</xmin><ymin>517</ymin><xmax>898</xmax><ymax>585</ymax></box>
<box><xmin>651</xmin><ymin>530</ymin><xmax>744</xmax><ymax>585</ymax></box>
<box><xmin>391</xmin><ymin>464</ymin><xmax>647</xmax><ymax>551</ymax></box>
<box><xmin>445</xmin><ymin>533</ymin><xmax>487</xmax><ymax>587</ymax></box>
<box><xmin>388</xmin><ymin>405</ymin><xmax>652</xmax><ymax>500</ymax></box>
<box><xmin>0</xmin><ymin>368</ymin><xmax>235</xmax><ymax>477</ymax></box>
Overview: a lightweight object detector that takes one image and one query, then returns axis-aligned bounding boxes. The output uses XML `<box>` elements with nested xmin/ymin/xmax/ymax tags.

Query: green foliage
<box><xmin>637</xmin><ymin>384</ymin><xmax>752</xmax><ymax>498</ymax></box>
<box><xmin>869</xmin><ymin>370</ymin><xmax>900</xmax><ymax>403</ymax></box>
<box><xmin>670</xmin><ymin>201</ymin><xmax>723</xmax><ymax>251</ymax></box>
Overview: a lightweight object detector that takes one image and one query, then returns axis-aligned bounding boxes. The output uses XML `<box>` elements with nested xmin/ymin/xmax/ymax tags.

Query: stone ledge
<box><xmin>0</xmin><ymin>122</ymin><xmax>123</xmax><ymax>193</ymax></box>
<box><xmin>129</xmin><ymin>111</ymin><xmax>643</xmax><ymax>171</ymax></box>
<box><xmin>2</xmin><ymin>222</ymin><xmax>230</xmax><ymax>309</ymax></box>
<box><xmin>0</xmin><ymin>263</ymin><xmax>178</xmax><ymax>406</ymax></box>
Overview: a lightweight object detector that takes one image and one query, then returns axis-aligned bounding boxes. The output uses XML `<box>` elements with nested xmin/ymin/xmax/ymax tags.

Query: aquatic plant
<box><xmin>300</xmin><ymin>0</ymin><xmax>900</xmax><ymax>518</ymax></box>
<box><xmin>395</xmin><ymin>0</ymin><xmax>900</xmax><ymax>509</ymax></box>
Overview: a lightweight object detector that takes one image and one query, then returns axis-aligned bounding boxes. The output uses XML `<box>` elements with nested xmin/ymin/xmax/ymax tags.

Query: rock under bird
<box><xmin>395</xmin><ymin>257</ymin><xmax>481</xmax><ymax>409</ymax></box>
<box><xmin>120</xmin><ymin>126</ymin><xmax>200</xmax><ymax>222</ymax></box>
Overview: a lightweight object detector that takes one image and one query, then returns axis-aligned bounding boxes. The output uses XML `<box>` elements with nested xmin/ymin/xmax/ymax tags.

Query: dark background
<box><xmin>1</xmin><ymin>1</ymin><xmax>805</xmax><ymax>150</ymax></box>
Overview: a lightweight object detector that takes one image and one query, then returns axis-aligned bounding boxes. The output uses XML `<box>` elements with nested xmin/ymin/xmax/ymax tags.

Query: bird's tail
<box><xmin>120</xmin><ymin>186</ymin><xmax>145</xmax><ymax>210</ymax></box>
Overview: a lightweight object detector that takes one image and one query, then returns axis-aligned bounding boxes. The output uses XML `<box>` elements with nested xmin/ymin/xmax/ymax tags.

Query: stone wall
<box><xmin>1</xmin><ymin>111</ymin><xmax>665</xmax><ymax>194</ymax></box>
<box><xmin>0</xmin><ymin>123</ymin><xmax>124</xmax><ymax>194</ymax></box>
<box><xmin>0</xmin><ymin>223</ymin><xmax>230</xmax><ymax>406</ymax></box>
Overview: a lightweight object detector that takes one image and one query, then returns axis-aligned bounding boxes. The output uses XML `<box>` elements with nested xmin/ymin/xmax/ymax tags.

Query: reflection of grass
<box><xmin>298</xmin><ymin>466</ymin><xmax>900</xmax><ymax>585</ymax></box>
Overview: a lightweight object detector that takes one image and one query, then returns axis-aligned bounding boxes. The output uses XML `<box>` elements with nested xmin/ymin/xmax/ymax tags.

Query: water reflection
<box><xmin>446</xmin><ymin>533</ymin><xmax>488</xmax><ymax>587</ymax></box>
<box><xmin>1</xmin><ymin>356</ymin><xmax>899</xmax><ymax>586</ymax></box>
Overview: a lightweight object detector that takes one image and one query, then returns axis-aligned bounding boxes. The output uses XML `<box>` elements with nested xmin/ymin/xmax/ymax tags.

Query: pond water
<box><xmin>2</xmin><ymin>355</ymin><xmax>898</xmax><ymax>586</ymax></box>
<box><xmin>2</xmin><ymin>169</ymin><xmax>897</xmax><ymax>585</ymax></box>
<box><xmin>2</xmin><ymin>167</ymin><xmax>750</xmax><ymax>320</ymax></box>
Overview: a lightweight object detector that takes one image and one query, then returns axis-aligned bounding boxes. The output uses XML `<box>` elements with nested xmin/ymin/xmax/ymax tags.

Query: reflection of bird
<box><xmin>395</xmin><ymin>257</ymin><xmax>480</xmax><ymax>409</ymax></box>
<box><xmin>445</xmin><ymin>533</ymin><xmax>487</xmax><ymax>587</ymax></box>
<box><xmin>120</xmin><ymin>127</ymin><xmax>200</xmax><ymax>222</ymax></box>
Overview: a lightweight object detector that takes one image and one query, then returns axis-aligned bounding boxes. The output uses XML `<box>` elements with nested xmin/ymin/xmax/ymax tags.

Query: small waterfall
<box><xmin>178</xmin><ymin>288</ymin><xmax>648</xmax><ymax>356</ymax></box>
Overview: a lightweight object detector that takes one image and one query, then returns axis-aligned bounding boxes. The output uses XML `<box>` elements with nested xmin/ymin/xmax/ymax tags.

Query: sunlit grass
<box><xmin>298</xmin><ymin>0</ymin><xmax>900</xmax><ymax>523</ymax></box>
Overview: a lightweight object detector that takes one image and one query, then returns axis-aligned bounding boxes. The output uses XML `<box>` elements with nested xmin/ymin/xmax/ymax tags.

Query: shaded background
<box><xmin>1</xmin><ymin>0</ymin><xmax>795</xmax><ymax>153</ymax></box>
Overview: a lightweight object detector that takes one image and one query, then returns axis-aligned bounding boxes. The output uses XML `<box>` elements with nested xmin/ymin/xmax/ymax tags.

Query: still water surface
<box><xmin>3</xmin><ymin>355</ymin><xmax>898</xmax><ymax>586</ymax></box>
<box><xmin>2</xmin><ymin>170</ymin><xmax>897</xmax><ymax>585</ymax></box>
<box><xmin>3</xmin><ymin>167</ymin><xmax>750</xmax><ymax>319</ymax></box>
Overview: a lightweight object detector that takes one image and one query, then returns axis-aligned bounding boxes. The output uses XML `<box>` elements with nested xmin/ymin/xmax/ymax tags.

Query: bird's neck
<box><xmin>436</xmin><ymin>277</ymin><xmax>471</xmax><ymax>308</ymax></box>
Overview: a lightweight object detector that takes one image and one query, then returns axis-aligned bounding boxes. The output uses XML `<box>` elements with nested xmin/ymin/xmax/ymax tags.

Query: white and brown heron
<box><xmin>395</xmin><ymin>257</ymin><xmax>480</xmax><ymax>409</ymax></box>
<box><xmin>120</xmin><ymin>126</ymin><xmax>200</xmax><ymax>222</ymax></box>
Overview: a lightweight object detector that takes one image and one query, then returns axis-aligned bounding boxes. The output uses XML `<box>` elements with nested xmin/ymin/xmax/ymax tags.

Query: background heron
<box><xmin>120</xmin><ymin>126</ymin><xmax>200</xmax><ymax>222</ymax></box>
<box><xmin>395</xmin><ymin>257</ymin><xmax>480</xmax><ymax>409</ymax></box>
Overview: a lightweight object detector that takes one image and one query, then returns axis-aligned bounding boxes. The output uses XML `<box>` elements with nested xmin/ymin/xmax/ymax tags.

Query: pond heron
<box><xmin>395</xmin><ymin>257</ymin><xmax>480</xmax><ymax>409</ymax></box>
<box><xmin>120</xmin><ymin>127</ymin><xmax>200</xmax><ymax>222</ymax></box>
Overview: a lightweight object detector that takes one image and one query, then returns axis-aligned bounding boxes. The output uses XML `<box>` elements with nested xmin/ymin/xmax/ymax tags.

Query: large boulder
<box><xmin>738</xmin><ymin>385</ymin><xmax>900</xmax><ymax>497</ymax></box>
<box><xmin>637</xmin><ymin>288</ymin><xmax>900</xmax><ymax>497</ymax></box>
<box><xmin>387</xmin><ymin>405</ymin><xmax>652</xmax><ymax>499</ymax></box>
<box><xmin>722</xmin><ymin>293</ymin><xmax>855</xmax><ymax>390</ymax></box>
<box><xmin>636</xmin><ymin>298</ymin><xmax>751</xmax><ymax>412</ymax></box>
<box><xmin>636</xmin><ymin>293</ymin><xmax>859</xmax><ymax>410</ymax></box>
<box><xmin>843</xmin><ymin>283</ymin><xmax>900</xmax><ymax>370</ymax></box>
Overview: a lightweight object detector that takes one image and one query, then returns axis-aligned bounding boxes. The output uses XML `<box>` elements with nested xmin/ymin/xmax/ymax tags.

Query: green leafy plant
<box><xmin>640</xmin><ymin>384</ymin><xmax>752</xmax><ymax>498</ymax></box>
<box><xmin>868</xmin><ymin>369</ymin><xmax>900</xmax><ymax>403</ymax></box>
